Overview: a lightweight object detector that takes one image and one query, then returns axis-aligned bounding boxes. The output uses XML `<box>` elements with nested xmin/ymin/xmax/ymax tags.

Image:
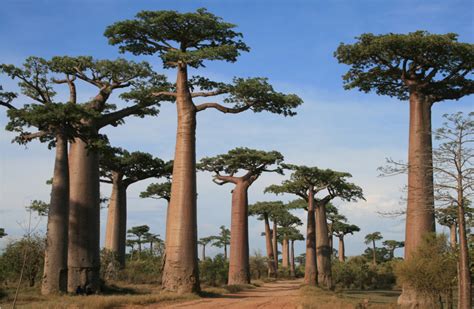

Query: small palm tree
<box><xmin>364</xmin><ymin>232</ymin><xmax>383</xmax><ymax>265</ymax></box>
<box><xmin>198</xmin><ymin>236</ymin><xmax>214</xmax><ymax>260</ymax></box>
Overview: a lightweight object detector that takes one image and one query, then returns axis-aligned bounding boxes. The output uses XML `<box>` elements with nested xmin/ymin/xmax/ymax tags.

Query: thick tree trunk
<box><xmin>449</xmin><ymin>223</ymin><xmax>457</xmax><ymax>248</ymax></box>
<box><xmin>457</xmin><ymin>187</ymin><xmax>471</xmax><ymax>309</ymax></box>
<box><xmin>304</xmin><ymin>190</ymin><xmax>317</xmax><ymax>286</ymax></box>
<box><xmin>272</xmin><ymin>220</ymin><xmax>278</xmax><ymax>270</ymax></box>
<box><xmin>399</xmin><ymin>91</ymin><xmax>436</xmax><ymax>308</ymax></box>
<box><xmin>228</xmin><ymin>181</ymin><xmax>251</xmax><ymax>285</ymax></box>
<box><xmin>104</xmin><ymin>174</ymin><xmax>127</xmax><ymax>268</ymax></box>
<box><xmin>372</xmin><ymin>240</ymin><xmax>377</xmax><ymax>265</ymax></box>
<box><xmin>162</xmin><ymin>63</ymin><xmax>200</xmax><ymax>294</ymax></box>
<box><xmin>41</xmin><ymin>135</ymin><xmax>69</xmax><ymax>295</ymax></box>
<box><xmin>67</xmin><ymin>137</ymin><xmax>101</xmax><ymax>293</ymax></box>
<box><xmin>315</xmin><ymin>202</ymin><xmax>332</xmax><ymax>289</ymax></box>
<box><xmin>282</xmin><ymin>236</ymin><xmax>289</xmax><ymax>271</ymax></box>
<box><xmin>338</xmin><ymin>236</ymin><xmax>345</xmax><ymax>262</ymax></box>
<box><xmin>264</xmin><ymin>214</ymin><xmax>277</xmax><ymax>278</ymax></box>
<box><xmin>290</xmin><ymin>240</ymin><xmax>296</xmax><ymax>278</ymax></box>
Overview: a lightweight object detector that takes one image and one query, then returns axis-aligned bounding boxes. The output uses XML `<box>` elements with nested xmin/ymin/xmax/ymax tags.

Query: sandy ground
<box><xmin>147</xmin><ymin>280</ymin><xmax>303</xmax><ymax>309</ymax></box>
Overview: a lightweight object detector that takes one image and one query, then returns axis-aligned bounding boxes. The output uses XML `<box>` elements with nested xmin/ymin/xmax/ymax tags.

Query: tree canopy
<box><xmin>248</xmin><ymin>201</ymin><xmax>286</xmax><ymax>221</ymax></box>
<box><xmin>335</xmin><ymin>31</ymin><xmax>474</xmax><ymax>102</ymax></box>
<box><xmin>332</xmin><ymin>222</ymin><xmax>360</xmax><ymax>238</ymax></box>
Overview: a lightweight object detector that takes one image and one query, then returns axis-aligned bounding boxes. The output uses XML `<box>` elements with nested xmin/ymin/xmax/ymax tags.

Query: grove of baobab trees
<box><xmin>0</xmin><ymin>6</ymin><xmax>472</xmax><ymax>309</ymax></box>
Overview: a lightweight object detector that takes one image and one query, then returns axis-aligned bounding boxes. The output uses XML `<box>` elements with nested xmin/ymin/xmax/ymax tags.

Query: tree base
<box><xmin>161</xmin><ymin>263</ymin><xmax>200</xmax><ymax>294</ymax></box>
<box><xmin>41</xmin><ymin>268</ymin><xmax>67</xmax><ymax>295</ymax></box>
<box><xmin>67</xmin><ymin>266</ymin><xmax>100</xmax><ymax>294</ymax></box>
<box><xmin>398</xmin><ymin>287</ymin><xmax>441</xmax><ymax>309</ymax></box>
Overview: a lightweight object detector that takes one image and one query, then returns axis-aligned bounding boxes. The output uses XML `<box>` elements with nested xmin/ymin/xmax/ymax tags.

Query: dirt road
<box><xmin>149</xmin><ymin>280</ymin><xmax>302</xmax><ymax>309</ymax></box>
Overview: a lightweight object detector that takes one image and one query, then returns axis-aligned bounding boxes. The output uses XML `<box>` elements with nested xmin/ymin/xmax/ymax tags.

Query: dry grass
<box><xmin>300</xmin><ymin>285</ymin><xmax>399</xmax><ymax>309</ymax></box>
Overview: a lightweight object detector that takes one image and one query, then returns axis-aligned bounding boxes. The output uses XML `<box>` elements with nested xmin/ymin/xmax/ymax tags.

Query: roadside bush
<box><xmin>119</xmin><ymin>255</ymin><xmax>163</xmax><ymax>284</ymax></box>
<box><xmin>395</xmin><ymin>233</ymin><xmax>456</xmax><ymax>305</ymax></box>
<box><xmin>199</xmin><ymin>254</ymin><xmax>228</xmax><ymax>286</ymax></box>
<box><xmin>0</xmin><ymin>235</ymin><xmax>45</xmax><ymax>287</ymax></box>
<box><xmin>249</xmin><ymin>251</ymin><xmax>267</xmax><ymax>280</ymax></box>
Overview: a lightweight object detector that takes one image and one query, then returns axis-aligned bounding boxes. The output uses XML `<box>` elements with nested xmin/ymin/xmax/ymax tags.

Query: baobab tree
<box><xmin>1</xmin><ymin>57</ymin><xmax>94</xmax><ymax>294</ymax></box>
<box><xmin>286</xmin><ymin>227</ymin><xmax>304</xmax><ymax>278</ymax></box>
<box><xmin>211</xmin><ymin>226</ymin><xmax>231</xmax><ymax>260</ymax></box>
<box><xmin>144</xmin><ymin>232</ymin><xmax>163</xmax><ymax>256</ymax></box>
<box><xmin>326</xmin><ymin>203</ymin><xmax>346</xmax><ymax>254</ymax></box>
<box><xmin>268</xmin><ymin>165</ymin><xmax>364</xmax><ymax>288</ymax></box>
<box><xmin>198</xmin><ymin>236</ymin><xmax>214</xmax><ymax>261</ymax></box>
<box><xmin>248</xmin><ymin>201</ymin><xmax>285</xmax><ymax>278</ymax></box>
<box><xmin>41</xmin><ymin>56</ymin><xmax>170</xmax><ymax>292</ymax></box>
<box><xmin>335</xmin><ymin>32</ymin><xmax>473</xmax><ymax>307</ymax></box>
<box><xmin>277</xmin><ymin>211</ymin><xmax>302</xmax><ymax>273</ymax></box>
<box><xmin>432</xmin><ymin>112</ymin><xmax>473</xmax><ymax>309</ymax></box>
<box><xmin>332</xmin><ymin>221</ymin><xmax>360</xmax><ymax>262</ymax></box>
<box><xmin>127</xmin><ymin>225</ymin><xmax>150</xmax><ymax>256</ymax></box>
<box><xmin>105</xmin><ymin>9</ymin><xmax>302</xmax><ymax>292</ymax></box>
<box><xmin>199</xmin><ymin>148</ymin><xmax>284</xmax><ymax>284</ymax></box>
<box><xmin>364</xmin><ymin>232</ymin><xmax>383</xmax><ymax>265</ymax></box>
<box><xmin>382</xmin><ymin>240</ymin><xmax>405</xmax><ymax>259</ymax></box>
<box><xmin>100</xmin><ymin>146</ymin><xmax>169</xmax><ymax>267</ymax></box>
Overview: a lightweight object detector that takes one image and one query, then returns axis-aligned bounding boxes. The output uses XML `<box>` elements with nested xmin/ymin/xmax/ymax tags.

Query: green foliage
<box><xmin>332</xmin><ymin>257</ymin><xmax>397</xmax><ymax>290</ymax></box>
<box><xmin>362</xmin><ymin>247</ymin><xmax>391</xmax><ymax>263</ymax></box>
<box><xmin>198</xmin><ymin>147</ymin><xmax>284</xmax><ymax>178</ymax></box>
<box><xmin>382</xmin><ymin>240</ymin><xmax>405</xmax><ymax>258</ymax></box>
<box><xmin>199</xmin><ymin>254</ymin><xmax>229</xmax><ymax>286</ymax></box>
<box><xmin>26</xmin><ymin>200</ymin><xmax>49</xmax><ymax>217</ymax></box>
<box><xmin>0</xmin><ymin>235</ymin><xmax>45</xmax><ymax>287</ymax></box>
<box><xmin>248</xmin><ymin>201</ymin><xmax>285</xmax><ymax>221</ymax></box>
<box><xmin>332</xmin><ymin>221</ymin><xmax>360</xmax><ymax>238</ymax></box>
<box><xmin>105</xmin><ymin>8</ymin><xmax>250</xmax><ymax>68</ymax></box>
<box><xmin>99</xmin><ymin>146</ymin><xmax>170</xmax><ymax>186</ymax></box>
<box><xmin>0</xmin><ymin>228</ymin><xmax>7</xmax><ymax>238</ymax></box>
<box><xmin>395</xmin><ymin>233</ymin><xmax>457</xmax><ymax>302</ymax></box>
<box><xmin>140</xmin><ymin>181</ymin><xmax>172</xmax><ymax>202</ymax></box>
<box><xmin>335</xmin><ymin>31</ymin><xmax>474</xmax><ymax>102</ymax></box>
<box><xmin>249</xmin><ymin>251</ymin><xmax>268</xmax><ymax>280</ymax></box>
<box><xmin>121</xmin><ymin>255</ymin><xmax>163</xmax><ymax>284</ymax></box>
<box><xmin>364</xmin><ymin>232</ymin><xmax>383</xmax><ymax>245</ymax></box>
<box><xmin>210</xmin><ymin>226</ymin><xmax>231</xmax><ymax>250</ymax></box>
<box><xmin>265</xmin><ymin>164</ymin><xmax>364</xmax><ymax>203</ymax></box>
<box><xmin>198</xmin><ymin>236</ymin><xmax>215</xmax><ymax>247</ymax></box>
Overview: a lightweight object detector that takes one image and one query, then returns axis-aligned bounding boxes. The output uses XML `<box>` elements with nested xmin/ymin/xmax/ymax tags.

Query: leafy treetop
<box><xmin>332</xmin><ymin>221</ymin><xmax>360</xmax><ymax>238</ymax></box>
<box><xmin>265</xmin><ymin>164</ymin><xmax>364</xmax><ymax>205</ymax></box>
<box><xmin>248</xmin><ymin>201</ymin><xmax>286</xmax><ymax>221</ymax></box>
<box><xmin>364</xmin><ymin>232</ymin><xmax>383</xmax><ymax>245</ymax></box>
<box><xmin>140</xmin><ymin>181</ymin><xmax>173</xmax><ymax>202</ymax></box>
<box><xmin>210</xmin><ymin>225</ymin><xmax>230</xmax><ymax>248</ymax></box>
<box><xmin>99</xmin><ymin>146</ymin><xmax>171</xmax><ymax>187</ymax></box>
<box><xmin>335</xmin><ymin>31</ymin><xmax>474</xmax><ymax>102</ymax></box>
<box><xmin>198</xmin><ymin>147</ymin><xmax>284</xmax><ymax>186</ymax></box>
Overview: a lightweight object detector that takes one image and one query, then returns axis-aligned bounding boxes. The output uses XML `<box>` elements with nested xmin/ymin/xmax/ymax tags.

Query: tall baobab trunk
<box><xmin>228</xmin><ymin>180</ymin><xmax>251</xmax><ymax>285</ymax></box>
<box><xmin>449</xmin><ymin>223</ymin><xmax>457</xmax><ymax>248</ymax></box>
<box><xmin>338</xmin><ymin>236</ymin><xmax>345</xmax><ymax>262</ymax></box>
<box><xmin>290</xmin><ymin>240</ymin><xmax>296</xmax><ymax>278</ymax></box>
<box><xmin>315</xmin><ymin>202</ymin><xmax>332</xmax><ymax>289</ymax></box>
<box><xmin>104</xmin><ymin>173</ymin><xmax>127</xmax><ymax>267</ymax></box>
<box><xmin>371</xmin><ymin>240</ymin><xmax>377</xmax><ymax>265</ymax></box>
<box><xmin>224</xmin><ymin>244</ymin><xmax>228</xmax><ymax>260</ymax></box>
<box><xmin>67</xmin><ymin>137</ymin><xmax>101</xmax><ymax>293</ymax></box>
<box><xmin>41</xmin><ymin>135</ymin><xmax>69</xmax><ymax>295</ymax></box>
<box><xmin>282</xmin><ymin>236</ymin><xmax>289</xmax><ymax>271</ymax></box>
<box><xmin>201</xmin><ymin>244</ymin><xmax>206</xmax><ymax>261</ymax></box>
<box><xmin>162</xmin><ymin>63</ymin><xmax>200</xmax><ymax>293</ymax></box>
<box><xmin>264</xmin><ymin>214</ymin><xmax>277</xmax><ymax>278</ymax></box>
<box><xmin>399</xmin><ymin>92</ymin><xmax>436</xmax><ymax>308</ymax></box>
<box><xmin>304</xmin><ymin>190</ymin><xmax>317</xmax><ymax>286</ymax></box>
<box><xmin>272</xmin><ymin>220</ymin><xmax>278</xmax><ymax>270</ymax></box>
<box><xmin>457</xmin><ymin>184</ymin><xmax>471</xmax><ymax>309</ymax></box>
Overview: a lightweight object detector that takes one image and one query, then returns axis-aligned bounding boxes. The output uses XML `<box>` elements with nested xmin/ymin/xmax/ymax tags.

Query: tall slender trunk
<box><xmin>316</xmin><ymin>202</ymin><xmax>332</xmax><ymax>289</ymax></box>
<box><xmin>41</xmin><ymin>135</ymin><xmax>69</xmax><ymax>295</ymax></box>
<box><xmin>372</xmin><ymin>240</ymin><xmax>377</xmax><ymax>265</ymax></box>
<box><xmin>457</xmin><ymin>181</ymin><xmax>471</xmax><ymax>309</ymax></box>
<box><xmin>228</xmin><ymin>181</ymin><xmax>251</xmax><ymax>285</ymax></box>
<box><xmin>399</xmin><ymin>91</ymin><xmax>436</xmax><ymax>308</ymax></box>
<box><xmin>282</xmin><ymin>236</ymin><xmax>289</xmax><ymax>270</ymax></box>
<box><xmin>162</xmin><ymin>63</ymin><xmax>200</xmax><ymax>293</ymax></box>
<box><xmin>272</xmin><ymin>220</ymin><xmax>278</xmax><ymax>270</ymax></box>
<box><xmin>290</xmin><ymin>240</ymin><xmax>296</xmax><ymax>278</ymax></box>
<box><xmin>304</xmin><ymin>190</ymin><xmax>317</xmax><ymax>286</ymax></box>
<box><xmin>338</xmin><ymin>236</ymin><xmax>345</xmax><ymax>262</ymax></box>
<box><xmin>264</xmin><ymin>214</ymin><xmax>277</xmax><ymax>278</ymax></box>
<box><xmin>104</xmin><ymin>173</ymin><xmax>127</xmax><ymax>267</ymax></box>
<box><xmin>449</xmin><ymin>223</ymin><xmax>457</xmax><ymax>248</ymax></box>
<box><xmin>201</xmin><ymin>244</ymin><xmax>205</xmax><ymax>261</ymax></box>
<box><xmin>224</xmin><ymin>244</ymin><xmax>227</xmax><ymax>260</ymax></box>
<box><xmin>67</xmin><ymin>137</ymin><xmax>101</xmax><ymax>293</ymax></box>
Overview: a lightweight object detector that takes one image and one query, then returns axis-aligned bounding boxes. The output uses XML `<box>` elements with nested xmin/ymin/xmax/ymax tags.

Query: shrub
<box><xmin>249</xmin><ymin>251</ymin><xmax>267</xmax><ymax>280</ymax></box>
<box><xmin>395</xmin><ymin>233</ymin><xmax>456</xmax><ymax>304</ymax></box>
<box><xmin>199</xmin><ymin>254</ymin><xmax>228</xmax><ymax>286</ymax></box>
<box><xmin>119</xmin><ymin>255</ymin><xmax>163</xmax><ymax>284</ymax></box>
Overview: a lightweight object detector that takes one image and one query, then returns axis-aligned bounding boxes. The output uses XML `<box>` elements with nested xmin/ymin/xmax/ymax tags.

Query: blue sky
<box><xmin>0</xmin><ymin>0</ymin><xmax>473</xmax><ymax>258</ymax></box>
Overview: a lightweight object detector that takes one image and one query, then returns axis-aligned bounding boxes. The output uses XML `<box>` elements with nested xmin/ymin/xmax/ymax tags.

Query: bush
<box><xmin>199</xmin><ymin>254</ymin><xmax>228</xmax><ymax>286</ymax></box>
<box><xmin>249</xmin><ymin>251</ymin><xmax>267</xmax><ymax>280</ymax></box>
<box><xmin>119</xmin><ymin>255</ymin><xmax>163</xmax><ymax>284</ymax></box>
<box><xmin>395</xmin><ymin>233</ymin><xmax>456</xmax><ymax>304</ymax></box>
<box><xmin>332</xmin><ymin>256</ymin><xmax>397</xmax><ymax>290</ymax></box>
<box><xmin>0</xmin><ymin>235</ymin><xmax>45</xmax><ymax>287</ymax></box>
